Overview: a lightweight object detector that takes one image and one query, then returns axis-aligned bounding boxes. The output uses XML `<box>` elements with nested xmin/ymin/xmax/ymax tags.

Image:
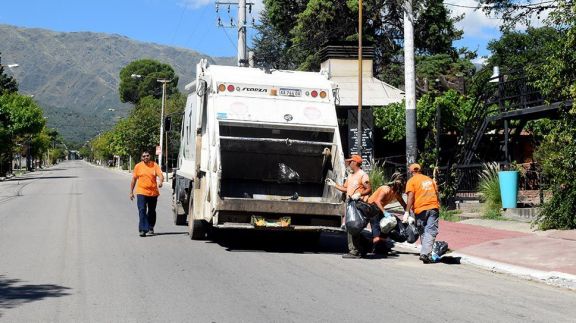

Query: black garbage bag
<box><xmin>345</xmin><ymin>201</ymin><xmax>367</xmax><ymax>235</ymax></box>
<box><xmin>388</xmin><ymin>216</ymin><xmax>407</xmax><ymax>243</ymax></box>
<box><xmin>278</xmin><ymin>163</ymin><xmax>300</xmax><ymax>183</ymax></box>
<box><xmin>432</xmin><ymin>241</ymin><xmax>449</xmax><ymax>257</ymax></box>
<box><xmin>405</xmin><ymin>223</ymin><xmax>419</xmax><ymax>244</ymax></box>
<box><xmin>388</xmin><ymin>218</ymin><xmax>420</xmax><ymax>244</ymax></box>
<box><xmin>354</xmin><ymin>200</ymin><xmax>374</xmax><ymax>218</ymax></box>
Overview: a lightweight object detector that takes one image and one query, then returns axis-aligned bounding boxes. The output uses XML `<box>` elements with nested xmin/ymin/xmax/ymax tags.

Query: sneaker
<box><xmin>139</xmin><ymin>231</ymin><xmax>146</xmax><ymax>237</ymax></box>
<box><xmin>148</xmin><ymin>228</ymin><xmax>155</xmax><ymax>236</ymax></box>
<box><xmin>342</xmin><ymin>253</ymin><xmax>364</xmax><ymax>259</ymax></box>
<box><xmin>419</xmin><ymin>254</ymin><xmax>431</xmax><ymax>264</ymax></box>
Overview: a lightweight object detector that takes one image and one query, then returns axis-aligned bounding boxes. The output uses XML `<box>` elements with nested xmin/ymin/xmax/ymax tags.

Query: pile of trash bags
<box><xmin>345</xmin><ymin>204</ymin><xmax>449</xmax><ymax>259</ymax></box>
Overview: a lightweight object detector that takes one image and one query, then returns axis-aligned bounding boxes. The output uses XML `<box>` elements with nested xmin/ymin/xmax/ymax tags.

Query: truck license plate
<box><xmin>279</xmin><ymin>88</ymin><xmax>302</xmax><ymax>97</ymax></box>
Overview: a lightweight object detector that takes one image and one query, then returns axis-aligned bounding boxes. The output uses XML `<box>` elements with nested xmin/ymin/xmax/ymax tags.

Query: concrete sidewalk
<box><xmin>433</xmin><ymin>220</ymin><xmax>576</xmax><ymax>289</ymax></box>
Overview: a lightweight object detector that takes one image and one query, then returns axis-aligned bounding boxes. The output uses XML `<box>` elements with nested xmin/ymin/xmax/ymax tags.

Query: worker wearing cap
<box><xmin>326</xmin><ymin>154</ymin><xmax>372</xmax><ymax>258</ymax></box>
<box><xmin>404</xmin><ymin>163</ymin><xmax>440</xmax><ymax>264</ymax></box>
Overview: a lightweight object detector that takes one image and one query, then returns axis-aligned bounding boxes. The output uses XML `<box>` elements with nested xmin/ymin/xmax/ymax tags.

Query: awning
<box><xmin>330</xmin><ymin>76</ymin><xmax>404</xmax><ymax>107</ymax></box>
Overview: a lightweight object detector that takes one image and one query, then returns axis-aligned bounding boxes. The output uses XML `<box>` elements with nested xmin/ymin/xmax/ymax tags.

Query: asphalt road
<box><xmin>0</xmin><ymin>161</ymin><xmax>575</xmax><ymax>322</ymax></box>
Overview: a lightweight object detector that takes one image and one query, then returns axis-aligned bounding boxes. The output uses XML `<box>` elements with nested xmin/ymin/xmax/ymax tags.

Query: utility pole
<box><xmin>157</xmin><ymin>79</ymin><xmax>171</xmax><ymax>182</ymax></box>
<box><xmin>357</xmin><ymin>0</ymin><xmax>363</xmax><ymax>157</ymax></box>
<box><xmin>404</xmin><ymin>0</ymin><xmax>417</xmax><ymax>173</ymax></box>
<box><xmin>238</xmin><ymin>0</ymin><xmax>247</xmax><ymax>66</ymax></box>
<box><xmin>215</xmin><ymin>1</ymin><xmax>254</xmax><ymax>67</ymax></box>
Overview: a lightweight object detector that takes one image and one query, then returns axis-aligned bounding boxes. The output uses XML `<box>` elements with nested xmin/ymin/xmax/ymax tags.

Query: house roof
<box><xmin>331</xmin><ymin>75</ymin><xmax>404</xmax><ymax>106</ymax></box>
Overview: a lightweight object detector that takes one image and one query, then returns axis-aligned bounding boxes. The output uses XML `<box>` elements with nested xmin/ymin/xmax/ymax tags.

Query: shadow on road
<box><xmin>0</xmin><ymin>275</ymin><xmax>71</xmax><ymax>317</ymax></box>
<box><xmin>152</xmin><ymin>232</ymin><xmax>189</xmax><ymax>236</ymax></box>
<box><xmin>439</xmin><ymin>256</ymin><xmax>461</xmax><ymax>265</ymax></box>
<box><xmin>209</xmin><ymin>230</ymin><xmax>349</xmax><ymax>255</ymax></box>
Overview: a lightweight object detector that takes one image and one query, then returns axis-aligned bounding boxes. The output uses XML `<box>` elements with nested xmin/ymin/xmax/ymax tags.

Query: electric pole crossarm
<box><xmin>215</xmin><ymin>0</ymin><xmax>255</xmax><ymax>67</ymax></box>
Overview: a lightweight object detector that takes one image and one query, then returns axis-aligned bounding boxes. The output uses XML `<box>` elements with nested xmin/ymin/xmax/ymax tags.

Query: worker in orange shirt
<box><xmin>366</xmin><ymin>174</ymin><xmax>407</xmax><ymax>252</ymax></box>
<box><xmin>129</xmin><ymin>151</ymin><xmax>164</xmax><ymax>237</ymax></box>
<box><xmin>404</xmin><ymin>163</ymin><xmax>440</xmax><ymax>264</ymax></box>
<box><xmin>326</xmin><ymin>154</ymin><xmax>372</xmax><ymax>258</ymax></box>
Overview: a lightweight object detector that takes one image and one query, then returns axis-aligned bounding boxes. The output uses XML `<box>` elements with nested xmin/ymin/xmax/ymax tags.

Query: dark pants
<box><xmin>347</xmin><ymin>232</ymin><xmax>368</xmax><ymax>256</ymax></box>
<box><xmin>368</xmin><ymin>204</ymin><xmax>383</xmax><ymax>238</ymax></box>
<box><xmin>415</xmin><ymin>208</ymin><xmax>439</xmax><ymax>256</ymax></box>
<box><xmin>136</xmin><ymin>194</ymin><xmax>158</xmax><ymax>232</ymax></box>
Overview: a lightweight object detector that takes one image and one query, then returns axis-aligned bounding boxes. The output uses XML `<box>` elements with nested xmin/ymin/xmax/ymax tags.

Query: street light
<box><xmin>157</xmin><ymin>78</ymin><xmax>171</xmax><ymax>183</ymax></box>
<box><xmin>130</xmin><ymin>73</ymin><xmax>170</xmax><ymax>182</ymax></box>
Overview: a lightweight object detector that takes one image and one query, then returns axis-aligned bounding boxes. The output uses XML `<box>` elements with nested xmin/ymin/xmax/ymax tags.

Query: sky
<box><xmin>0</xmin><ymin>0</ymin><xmax>503</xmax><ymax>62</ymax></box>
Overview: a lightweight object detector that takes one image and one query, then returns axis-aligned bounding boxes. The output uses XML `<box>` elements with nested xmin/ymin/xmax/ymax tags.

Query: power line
<box><xmin>445</xmin><ymin>1</ymin><xmax>557</xmax><ymax>9</ymax></box>
<box><xmin>170</xmin><ymin>4</ymin><xmax>188</xmax><ymax>44</ymax></box>
<box><xmin>222</xmin><ymin>28</ymin><xmax>238</xmax><ymax>52</ymax></box>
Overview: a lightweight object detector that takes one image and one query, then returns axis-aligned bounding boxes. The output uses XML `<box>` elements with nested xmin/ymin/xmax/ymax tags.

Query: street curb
<box><xmin>451</xmin><ymin>252</ymin><xmax>576</xmax><ymax>290</ymax></box>
<box><xmin>394</xmin><ymin>242</ymin><xmax>576</xmax><ymax>290</ymax></box>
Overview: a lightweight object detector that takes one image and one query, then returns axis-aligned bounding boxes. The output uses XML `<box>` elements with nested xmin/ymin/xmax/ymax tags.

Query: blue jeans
<box><xmin>416</xmin><ymin>208</ymin><xmax>439</xmax><ymax>256</ymax></box>
<box><xmin>136</xmin><ymin>194</ymin><xmax>158</xmax><ymax>232</ymax></box>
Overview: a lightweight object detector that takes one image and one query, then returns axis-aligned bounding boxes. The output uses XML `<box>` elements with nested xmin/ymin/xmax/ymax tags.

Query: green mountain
<box><xmin>0</xmin><ymin>24</ymin><xmax>235</xmax><ymax>143</ymax></box>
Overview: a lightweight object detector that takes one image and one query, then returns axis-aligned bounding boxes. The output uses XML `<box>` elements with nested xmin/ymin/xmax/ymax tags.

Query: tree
<box><xmin>118</xmin><ymin>59</ymin><xmax>179</xmax><ymax>104</ymax></box>
<box><xmin>481</xmin><ymin>1</ymin><xmax>576</xmax><ymax>229</ymax></box>
<box><xmin>486</xmin><ymin>27</ymin><xmax>562</xmax><ymax>76</ymax></box>
<box><xmin>531</xmin><ymin>3</ymin><xmax>576</xmax><ymax>229</ymax></box>
<box><xmin>0</xmin><ymin>52</ymin><xmax>18</xmax><ymax>94</ymax></box>
<box><xmin>254</xmin><ymin>0</ymin><xmax>464</xmax><ymax>77</ymax></box>
<box><xmin>0</xmin><ymin>93</ymin><xmax>46</xmax><ymax>175</ymax></box>
<box><xmin>479</xmin><ymin>0</ymin><xmax>569</xmax><ymax>30</ymax></box>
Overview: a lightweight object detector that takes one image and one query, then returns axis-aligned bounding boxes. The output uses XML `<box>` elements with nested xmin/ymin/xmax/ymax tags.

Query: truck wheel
<box><xmin>189</xmin><ymin>220</ymin><xmax>207</xmax><ymax>240</ymax></box>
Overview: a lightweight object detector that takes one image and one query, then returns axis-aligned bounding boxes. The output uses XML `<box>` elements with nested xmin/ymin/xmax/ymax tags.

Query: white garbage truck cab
<box><xmin>172</xmin><ymin>59</ymin><xmax>347</xmax><ymax>239</ymax></box>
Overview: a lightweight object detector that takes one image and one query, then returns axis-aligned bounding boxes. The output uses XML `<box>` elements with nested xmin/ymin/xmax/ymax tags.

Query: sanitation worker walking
<box><xmin>129</xmin><ymin>151</ymin><xmax>164</xmax><ymax>237</ymax></box>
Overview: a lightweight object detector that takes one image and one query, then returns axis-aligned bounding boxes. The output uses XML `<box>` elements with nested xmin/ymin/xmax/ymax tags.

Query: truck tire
<box><xmin>189</xmin><ymin>220</ymin><xmax>207</xmax><ymax>240</ymax></box>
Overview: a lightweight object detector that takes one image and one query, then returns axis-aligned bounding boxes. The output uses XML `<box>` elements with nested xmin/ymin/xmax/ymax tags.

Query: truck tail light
<box><xmin>311</xmin><ymin>90</ymin><xmax>318</xmax><ymax>98</ymax></box>
<box><xmin>227</xmin><ymin>84</ymin><xmax>235</xmax><ymax>92</ymax></box>
<box><xmin>218</xmin><ymin>84</ymin><xmax>226</xmax><ymax>92</ymax></box>
<box><xmin>319</xmin><ymin>91</ymin><xmax>327</xmax><ymax>98</ymax></box>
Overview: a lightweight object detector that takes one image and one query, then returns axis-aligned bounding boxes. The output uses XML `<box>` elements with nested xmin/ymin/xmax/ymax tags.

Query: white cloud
<box><xmin>471</xmin><ymin>56</ymin><xmax>487</xmax><ymax>66</ymax></box>
<box><xmin>448</xmin><ymin>0</ymin><xmax>502</xmax><ymax>39</ymax></box>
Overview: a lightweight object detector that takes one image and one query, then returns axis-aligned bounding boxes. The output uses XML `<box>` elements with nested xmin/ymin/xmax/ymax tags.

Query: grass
<box><xmin>440</xmin><ymin>207</ymin><xmax>462</xmax><ymax>222</ymax></box>
<box><xmin>481</xmin><ymin>208</ymin><xmax>508</xmax><ymax>220</ymax></box>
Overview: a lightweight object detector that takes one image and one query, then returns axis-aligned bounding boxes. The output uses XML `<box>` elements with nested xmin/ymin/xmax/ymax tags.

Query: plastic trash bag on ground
<box><xmin>432</xmin><ymin>240</ymin><xmax>449</xmax><ymax>257</ymax></box>
<box><xmin>345</xmin><ymin>201</ymin><xmax>367</xmax><ymax>235</ymax></box>
<box><xmin>379</xmin><ymin>212</ymin><xmax>397</xmax><ymax>234</ymax></box>
<box><xmin>388</xmin><ymin>218</ymin><xmax>420</xmax><ymax>244</ymax></box>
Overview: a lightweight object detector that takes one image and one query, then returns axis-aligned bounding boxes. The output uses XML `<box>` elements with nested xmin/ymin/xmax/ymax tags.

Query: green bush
<box><xmin>368</xmin><ymin>164</ymin><xmax>387</xmax><ymax>190</ymax></box>
<box><xmin>534</xmin><ymin>113</ymin><xmax>576</xmax><ymax>230</ymax></box>
<box><xmin>478</xmin><ymin>162</ymin><xmax>502</xmax><ymax>218</ymax></box>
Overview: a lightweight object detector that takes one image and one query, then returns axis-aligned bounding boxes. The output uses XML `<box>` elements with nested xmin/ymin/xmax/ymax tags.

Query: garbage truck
<box><xmin>172</xmin><ymin>59</ymin><xmax>347</xmax><ymax>239</ymax></box>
